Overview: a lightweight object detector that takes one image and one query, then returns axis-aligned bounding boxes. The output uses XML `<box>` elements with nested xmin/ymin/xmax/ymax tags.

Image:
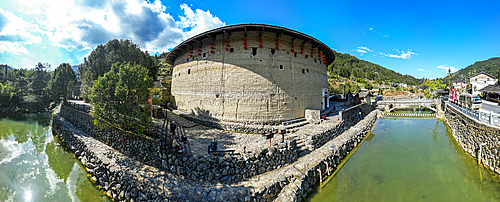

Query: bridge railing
<box><xmin>448</xmin><ymin>101</ymin><xmax>500</xmax><ymax>126</ymax></box>
<box><xmin>378</xmin><ymin>98</ymin><xmax>438</xmax><ymax>103</ymax></box>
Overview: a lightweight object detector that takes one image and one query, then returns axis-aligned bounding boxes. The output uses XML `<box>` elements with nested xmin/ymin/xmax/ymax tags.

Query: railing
<box><xmin>64</xmin><ymin>101</ymin><xmax>91</xmax><ymax>113</ymax></box>
<box><xmin>448</xmin><ymin>101</ymin><xmax>500</xmax><ymax>126</ymax></box>
<box><xmin>378</xmin><ymin>98</ymin><xmax>438</xmax><ymax>103</ymax></box>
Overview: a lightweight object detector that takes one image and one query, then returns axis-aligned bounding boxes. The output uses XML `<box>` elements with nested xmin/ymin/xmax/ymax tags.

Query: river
<box><xmin>306</xmin><ymin>116</ymin><xmax>500</xmax><ymax>201</ymax></box>
<box><xmin>0</xmin><ymin>113</ymin><xmax>109</xmax><ymax>201</ymax></box>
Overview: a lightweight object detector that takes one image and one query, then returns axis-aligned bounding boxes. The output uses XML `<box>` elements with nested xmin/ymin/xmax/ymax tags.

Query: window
<box><xmin>203</xmin><ymin>53</ymin><xmax>207</xmax><ymax>58</ymax></box>
<box><xmin>307</xmin><ymin>69</ymin><xmax>309</xmax><ymax>73</ymax></box>
<box><xmin>305</xmin><ymin>55</ymin><xmax>309</xmax><ymax>59</ymax></box>
<box><xmin>488</xmin><ymin>78</ymin><xmax>490</xmax><ymax>81</ymax></box>
<box><xmin>186</xmin><ymin>58</ymin><xmax>189</xmax><ymax>62</ymax></box>
<box><xmin>279</xmin><ymin>65</ymin><xmax>284</xmax><ymax>70</ymax></box>
<box><xmin>287</xmin><ymin>52</ymin><xmax>289</xmax><ymax>54</ymax></box>
<box><xmin>294</xmin><ymin>52</ymin><xmax>298</xmax><ymax>57</ymax></box>
<box><xmin>252</xmin><ymin>48</ymin><xmax>257</xmax><ymax>56</ymax></box>
<box><xmin>188</xmin><ymin>69</ymin><xmax>191</xmax><ymax>74</ymax></box>
<box><xmin>314</xmin><ymin>59</ymin><xmax>317</xmax><ymax>63</ymax></box>
<box><xmin>475</xmin><ymin>78</ymin><xmax>477</xmax><ymax>81</ymax></box>
<box><xmin>271</xmin><ymin>48</ymin><xmax>276</xmax><ymax>55</ymax></box>
<box><xmin>302</xmin><ymin>69</ymin><xmax>305</xmax><ymax>74</ymax></box>
<box><xmin>230</xmin><ymin>48</ymin><xmax>234</xmax><ymax>53</ymax></box>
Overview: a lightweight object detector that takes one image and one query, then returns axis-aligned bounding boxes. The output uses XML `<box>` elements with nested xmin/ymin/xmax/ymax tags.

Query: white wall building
<box><xmin>469</xmin><ymin>72</ymin><xmax>497</xmax><ymax>96</ymax></box>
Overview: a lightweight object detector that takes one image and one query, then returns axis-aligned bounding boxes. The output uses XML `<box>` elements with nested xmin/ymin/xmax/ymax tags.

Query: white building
<box><xmin>469</xmin><ymin>72</ymin><xmax>497</xmax><ymax>96</ymax></box>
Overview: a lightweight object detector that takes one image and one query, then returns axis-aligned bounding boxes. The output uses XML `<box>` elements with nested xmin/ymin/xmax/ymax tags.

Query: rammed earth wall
<box><xmin>445</xmin><ymin>103</ymin><xmax>500</xmax><ymax>174</ymax></box>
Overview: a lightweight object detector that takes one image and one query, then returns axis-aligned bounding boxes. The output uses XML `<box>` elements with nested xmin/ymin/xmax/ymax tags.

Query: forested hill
<box><xmin>447</xmin><ymin>57</ymin><xmax>500</xmax><ymax>81</ymax></box>
<box><xmin>328</xmin><ymin>50</ymin><xmax>423</xmax><ymax>86</ymax></box>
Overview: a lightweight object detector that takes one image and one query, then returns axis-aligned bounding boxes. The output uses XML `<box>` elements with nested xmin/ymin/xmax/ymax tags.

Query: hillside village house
<box><xmin>469</xmin><ymin>72</ymin><xmax>497</xmax><ymax>96</ymax></box>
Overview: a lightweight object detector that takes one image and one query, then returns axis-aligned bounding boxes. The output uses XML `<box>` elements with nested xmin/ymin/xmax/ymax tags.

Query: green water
<box><xmin>306</xmin><ymin>117</ymin><xmax>500</xmax><ymax>202</ymax></box>
<box><xmin>0</xmin><ymin>113</ymin><xmax>109</xmax><ymax>201</ymax></box>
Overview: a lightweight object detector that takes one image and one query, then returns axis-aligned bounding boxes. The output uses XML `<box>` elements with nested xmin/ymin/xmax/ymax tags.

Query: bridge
<box><xmin>377</xmin><ymin>98</ymin><xmax>443</xmax><ymax>114</ymax></box>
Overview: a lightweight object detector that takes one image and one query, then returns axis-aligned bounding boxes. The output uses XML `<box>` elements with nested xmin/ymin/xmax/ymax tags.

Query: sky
<box><xmin>0</xmin><ymin>0</ymin><xmax>499</xmax><ymax>79</ymax></box>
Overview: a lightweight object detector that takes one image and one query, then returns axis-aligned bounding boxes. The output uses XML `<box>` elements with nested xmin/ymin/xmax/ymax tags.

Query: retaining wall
<box><xmin>445</xmin><ymin>104</ymin><xmax>500</xmax><ymax>174</ymax></box>
<box><xmin>256</xmin><ymin>110</ymin><xmax>378</xmax><ymax>201</ymax></box>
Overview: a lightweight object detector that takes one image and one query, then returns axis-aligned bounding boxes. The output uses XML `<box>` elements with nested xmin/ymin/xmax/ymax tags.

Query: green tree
<box><xmin>48</xmin><ymin>63</ymin><xmax>77</xmax><ymax>101</ymax></box>
<box><xmin>90</xmin><ymin>63</ymin><xmax>152</xmax><ymax>134</ymax></box>
<box><xmin>365</xmin><ymin>83</ymin><xmax>373</xmax><ymax>90</ymax></box>
<box><xmin>30</xmin><ymin>62</ymin><xmax>51</xmax><ymax>96</ymax></box>
<box><xmin>79</xmin><ymin>39</ymin><xmax>157</xmax><ymax>101</ymax></box>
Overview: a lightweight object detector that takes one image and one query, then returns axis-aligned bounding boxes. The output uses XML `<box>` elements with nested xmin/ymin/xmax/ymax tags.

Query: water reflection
<box><xmin>306</xmin><ymin>117</ymin><xmax>500</xmax><ymax>202</ymax></box>
<box><xmin>0</xmin><ymin>113</ymin><xmax>109</xmax><ymax>201</ymax></box>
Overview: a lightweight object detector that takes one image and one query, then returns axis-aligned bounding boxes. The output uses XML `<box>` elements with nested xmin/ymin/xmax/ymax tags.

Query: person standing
<box><xmin>170</xmin><ymin>121</ymin><xmax>176</xmax><ymax>136</ymax></box>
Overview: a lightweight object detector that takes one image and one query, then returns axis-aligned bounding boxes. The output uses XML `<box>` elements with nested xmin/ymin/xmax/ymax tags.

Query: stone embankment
<box><xmin>52</xmin><ymin>102</ymin><xmax>376</xmax><ymax>201</ymax></box>
<box><xmin>445</xmin><ymin>103</ymin><xmax>500</xmax><ymax>174</ymax></box>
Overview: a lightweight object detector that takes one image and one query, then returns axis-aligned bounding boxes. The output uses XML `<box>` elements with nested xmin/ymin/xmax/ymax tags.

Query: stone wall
<box><xmin>171</xmin><ymin>30</ymin><xmax>329</xmax><ymax>125</ymax></box>
<box><xmin>445</xmin><ymin>104</ymin><xmax>500</xmax><ymax>174</ymax></box>
<box><xmin>57</xmin><ymin>103</ymin><xmax>299</xmax><ymax>183</ymax></box>
<box><xmin>245</xmin><ymin>110</ymin><xmax>378</xmax><ymax>202</ymax></box>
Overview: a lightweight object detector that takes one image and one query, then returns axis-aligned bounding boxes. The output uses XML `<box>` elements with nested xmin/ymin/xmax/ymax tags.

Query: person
<box><xmin>170</xmin><ymin>121</ymin><xmax>176</xmax><ymax>136</ymax></box>
<box><xmin>359</xmin><ymin>112</ymin><xmax>362</xmax><ymax>119</ymax></box>
<box><xmin>322</xmin><ymin>115</ymin><xmax>326</xmax><ymax>120</ymax></box>
<box><xmin>173</xmin><ymin>136</ymin><xmax>182</xmax><ymax>152</ymax></box>
<box><xmin>210</xmin><ymin>138</ymin><xmax>217</xmax><ymax>151</ymax></box>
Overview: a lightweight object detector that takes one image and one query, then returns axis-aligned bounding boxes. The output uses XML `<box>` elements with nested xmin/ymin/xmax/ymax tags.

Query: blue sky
<box><xmin>0</xmin><ymin>0</ymin><xmax>499</xmax><ymax>79</ymax></box>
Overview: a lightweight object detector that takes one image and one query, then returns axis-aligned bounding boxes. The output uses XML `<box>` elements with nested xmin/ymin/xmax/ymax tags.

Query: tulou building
<box><xmin>166</xmin><ymin>24</ymin><xmax>335</xmax><ymax>125</ymax></box>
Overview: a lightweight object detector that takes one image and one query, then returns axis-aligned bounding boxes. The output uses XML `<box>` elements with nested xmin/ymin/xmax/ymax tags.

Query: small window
<box><xmin>178</xmin><ymin>73</ymin><xmax>181</xmax><ymax>76</ymax></box>
<box><xmin>271</xmin><ymin>48</ymin><xmax>276</xmax><ymax>55</ymax></box>
<box><xmin>475</xmin><ymin>78</ymin><xmax>477</xmax><ymax>81</ymax></box>
<box><xmin>294</xmin><ymin>52</ymin><xmax>298</xmax><ymax>57</ymax></box>
<box><xmin>488</xmin><ymin>78</ymin><xmax>490</xmax><ymax>81</ymax></box>
<box><xmin>287</xmin><ymin>52</ymin><xmax>289</xmax><ymax>54</ymax></box>
<box><xmin>186</xmin><ymin>58</ymin><xmax>189</xmax><ymax>62</ymax></box>
<box><xmin>252</xmin><ymin>48</ymin><xmax>257</xmax><ymax>56</ymax></box>
<box><xmin>279</xmin><ymin>65</ymin><xmax>284</xmax><ymax>70</ymax></box>
<box><xmin>230</xmin><ymin>48</ymin><xmax>234</xmax><ymax>53</ymax></box>
<box><xmin>305</xmin><ymin>55</ymin><xmax>309</xmax><ymax>59</ymax></box>
<box><xmin>260</xmin><ymin>60</ymin><xmax>262</xmax><ymax>62</ymax></box>
<box><xmin>314</xmin><ymin>59</ymin><xmax>317</xmax><ymax>63</ymax></box>
<box><xmin>203</xmin><ymin>53</ymin><xmax>207</xmax><ymax>58</ymax></box>
<box><xmin>188</xmin><ymin>69</ymin><xmax>191</xmax><ymax>74</ymax></box>
<box><xmin>302</xmin><ymin>69</ymin><xmax>305</xmax><ymax>74</ymax></box>
<box><xmin>306</xmin><ymin>69</ymin><xmax>309</xmax><ymax>73</ymax></box>
<box><xmin>485</xmin><ymin>81</ymin><xmax>487</xmax><ymax>83</ymax></box>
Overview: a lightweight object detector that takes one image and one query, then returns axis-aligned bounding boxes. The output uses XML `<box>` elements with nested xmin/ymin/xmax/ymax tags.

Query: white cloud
<box><xmin>0</xmin><ymin>8</ymin><xmax>41</xmax><ymax>55</ymax></box>
<box><xmin>355</xmin><ymin>46</ymin><xmax>373</xmax><ymax>56</ymax></box>
<box><xmin>3</xmin><ymin>0</ymin><xmax>224</xmax><ymax>54</ymax></box>
<box><xmin>437</xmin><ymin>64</ymin><xmax>458</xmax><ymax>73</ymax></box>
<box><xmin>418</xmin><ymin>69</ymin><xmax>430</xmax><ymax>73</ymax></box>
<box><xmin>380</xmin><ymin>50</ymin><xmax>417</xmax><ymax>59</ymax></box>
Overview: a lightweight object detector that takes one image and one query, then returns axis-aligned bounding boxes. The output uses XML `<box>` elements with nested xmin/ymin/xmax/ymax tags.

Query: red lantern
<box><xmin>291</xmin><ymin>41</ymin><xmax>295</xmax><ymax>44</ymax></box>
<box><xmin>311</xmin><ymin>55</ymin><xmax>314</xmax><ymax>57</ymax></box>
<box><xmin>301</xmin><ymin>48</ymin><xmax>304</xmax><ymax>50</ymax></box>
<box><xmin>210</xmin><ymin>46</ymin><xmax>214</xmax><ymax>49</ymax></box>
<box><xmin>291</xmin><ymin>49</ymin><xmax>294</xmax><ymax>52</ymax></box>
<box><xmin>276</xmin><ymin>39</ymin><xmax>279</xmax><ymax>42</ymax></box>
<box><xmin>300</xmin><ymin>51</ymin><xmax>304</xmax><ymax>54</ymax></box>
<box><xmin>244</xmin><ymin>38</ymin><xmax>247</xmax><ymax>41</ymax></box>
<box><xmin>244</xmin><ymin>42</ymin><xmax>247</xmax><ymax>45</ymax></box>
<box><xmin>210</xmin><ymin>42</ymin><xmax>214</xmax><ymax>45</ymax></box>
<box><xmin>226</xmin><ymin>39</ymin><xmax>229</xmax><ymax>43</ymax></box>
<box><xmin>301</xmin><ymin>44</ymin><xmax>305</xmax><ymax>47</ymax></box>
<box><xmin>244</xmin><ymin>46</ymin><xmax>247</xmax><ymax>49</ymax></box>
<box><xmin>190</xmin><ymin>51</ymin><xmax>193</xmax><ymax>54</ymax></box>
<box><xmin>210</xmin><ymin>50</ymin><xmax>214</xmax><ymax>53</ymax></box>
<box><xmin>291</xmin><ymin>45</ymin><xmax>295</xmax><ymax>48</ymax></box>
<box><xmin>311</xmin><ymin>52</ymin><xmax>314</xmax><ymax>54</ymax></box>
<box><xmin>190</xmin><ymin>48</ymin><xmax>193</xmax><ymax>50</ymax></box>
<box><xmin>259</xmin><ymin>35</ymin><xmax>262</xmax><ymax>39</ymax></box>
<box><xmin>226</xmin><ymin>43</ymin><xmax>229</xmax><ymax>47</ymax></box>
<box><xmin>276</xmin><ymin>46</ymin><xmax>279</xmax><ymax>49</ymax></box>
<box><xmin>225</xmin><ymin>47</ymin><xmax>229</xmax><ymax>51</ymax></box>
<box><xmin>199</xmin><ymin>46</ymin><xmax>202</xmax><ymax>48</ymax></box>
<box><xmin>276</xmin><ymin>43</ymin><xmax>279</xmax><ymax>46</ymax></box>
<box><xmin>259</xmin><ymin>44</ymin><xmax>263</xmax><ymax>48</ymax></box>
<box><xmin>259</xmin><ymin>40</ymin><xmax>262</xmax><ymax>43</ymax></box>
<box><xmin>189</xmin><ymin>54</ymin><xmax>192</xmax><ymax>57</ymax></box>
<box><xmin>198</xmin><ymin>53</ymin><xmax>201</xmax><ymax>56</ymax></box>
<box><xmin>198</xmin><ymin>49</ymin><xmax>201</xmax><ymax>52</ymax></box>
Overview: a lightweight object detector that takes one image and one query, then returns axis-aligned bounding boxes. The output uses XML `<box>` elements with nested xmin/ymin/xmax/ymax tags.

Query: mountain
<box><xmin>328</xmin><ymin>51</ymin><xmax>423</xmax><ymax>86</ymax></box>
<box><xmin>447</xmin><ymin>57</ymin><xmax>500</xmax><ymax>81</ymax></box>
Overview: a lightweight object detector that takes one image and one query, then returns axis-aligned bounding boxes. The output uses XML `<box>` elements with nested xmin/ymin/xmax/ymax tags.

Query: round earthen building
<box><xmin>166</xmin><ymin>24</ymin><xmax>335</xmax><ymax>125</ymax></box>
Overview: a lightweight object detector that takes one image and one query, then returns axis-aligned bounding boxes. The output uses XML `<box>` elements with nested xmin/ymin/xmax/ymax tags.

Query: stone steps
<box><xmin>283</xmin><ymin>120</ymin><xmax>309</xmax><ymax>130</ymax></box>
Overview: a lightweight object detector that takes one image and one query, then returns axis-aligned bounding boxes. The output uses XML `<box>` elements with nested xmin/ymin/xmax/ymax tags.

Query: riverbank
<box><xmin>51</xmin><ymin>101</ymin><xmax>377</xmax><ymax>201</ymax></box>
<box><xmin>444</xmin><ymin>102</ymin><xmax>500</xmax><ymax>174</ymax></box>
